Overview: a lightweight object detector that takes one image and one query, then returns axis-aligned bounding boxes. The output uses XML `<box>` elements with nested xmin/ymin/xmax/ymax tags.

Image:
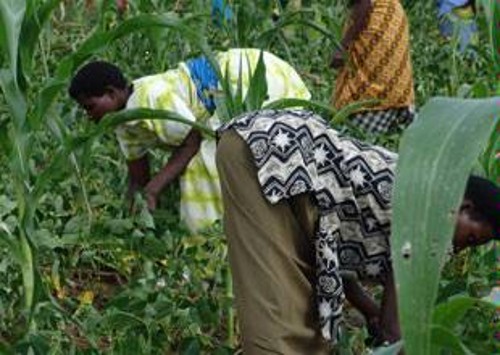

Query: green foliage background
<box><xmin>0</xmin><ymin>0</ymin><xmax>498</xmax><ymax>354</ymax></box>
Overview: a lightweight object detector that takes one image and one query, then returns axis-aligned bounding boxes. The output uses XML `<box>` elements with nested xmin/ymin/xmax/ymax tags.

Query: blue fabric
<box><xmin>437</xmin><ymin>0</ymin><xmax>469</xmax><ymax>17</ymax></box>
<box><xmin>439</xmin><ymin>15</ymin><xmax>477</xmax><ymax>52</ymax></box>
<box><xmin>211</xmin><ymin>0</ymin><xmax>233</xmax><ymax>26</ymax></box>
<box><xmin>186</xmin><ymin>56</ymin><xmax>219</xmax><ymax>114</ymax></box>
<box><xmin>436</xmin><ymin>0</ymin><xmax>476</xmax><ymax>53</ymax></box>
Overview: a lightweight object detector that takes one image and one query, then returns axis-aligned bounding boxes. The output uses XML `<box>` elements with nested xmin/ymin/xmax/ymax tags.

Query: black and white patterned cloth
<box><xmin>218</xmin><ymin>109</ymin><xmax>397</xmax><ymax>344</ymax></box>
<box><xmin>351</xmin><ymin>106</ymin><xmax>415</xmax><ymax>135</ymax></box>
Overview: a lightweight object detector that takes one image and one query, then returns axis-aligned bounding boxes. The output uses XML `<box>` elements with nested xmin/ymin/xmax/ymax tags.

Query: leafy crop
<box><xmin>0</xmin><ymin>0</ymin><xmax>497</xmax><ymax>354</ymax></box>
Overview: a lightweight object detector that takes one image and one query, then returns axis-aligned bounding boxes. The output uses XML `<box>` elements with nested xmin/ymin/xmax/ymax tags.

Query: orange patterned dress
<box><xmin>333</xmin><ymin>0</ymin><xmax>415</xmax><ymax>114</ymax></box>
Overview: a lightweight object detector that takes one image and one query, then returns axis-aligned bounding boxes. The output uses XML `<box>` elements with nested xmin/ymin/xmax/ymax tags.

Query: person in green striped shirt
<box><xmin>69</xmin><ymin>48</ymin><xmax>311</xmax><ymax>232</ymax></box>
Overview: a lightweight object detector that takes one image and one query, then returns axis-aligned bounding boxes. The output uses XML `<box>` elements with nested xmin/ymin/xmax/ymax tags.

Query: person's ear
<box><xmin>104</xmin><ymin>85</ymin><xmax>119</xmax><ymax>97</ymax></box>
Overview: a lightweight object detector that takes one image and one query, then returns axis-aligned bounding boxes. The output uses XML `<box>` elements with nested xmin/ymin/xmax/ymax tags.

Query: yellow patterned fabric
<box><xmin>333</xmin><ymin>0</ymin><xmax>415</xmax><ymax>111</ymax></box>
<box><xmin>115</xmin><ymin>48</ymin><xmax>311</xmax><ymax>232</ymax></box>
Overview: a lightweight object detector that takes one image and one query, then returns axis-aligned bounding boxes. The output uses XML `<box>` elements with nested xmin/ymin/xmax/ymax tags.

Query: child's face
<box><xmin>77</xmin><ymin>91</ymin><xmax>122</xmax><ymax>123</ymax></box>
<box><xmin>452</xmin><ymin>202</ymin><xmax>495</xmax><ymax>252</ymax></box>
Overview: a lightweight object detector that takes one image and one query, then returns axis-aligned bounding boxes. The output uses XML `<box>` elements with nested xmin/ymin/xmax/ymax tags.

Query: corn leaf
<box><xmin>480</xmin><ymin>0</ymin><xmax>500</xmax><ymax>74</ymax></box>
<box><xmin>243</xmin><ymin>50</ymin><xmax>268</xmax><ymax>111</ymax></box>
<box><xmin>391</xmin><ymin>97</ymin><xmax>499</xmax><ymax>355</ymax></box>
<box><xmin>19</xmin><ymin>0</ymin><xmax>62</xmax><ymax>80</ymax></box>
<box><xmin>430</xmin><ymin>325</ymin><xmax>474</xmax><ymax>355</ymax></box>
<box><xmin>0</xmin><ymin>0</ymin><xmax>25</xmax><ymax>83</ymax></box>
<box><xmin>432</xmin><ymin>296</ymin><xmax>492</xmax><ymax>329</ymax></box>
<box><xmin>0</xmin><ymin>70</ymin><xmax>27</xmax><ymax>127</ymax></box>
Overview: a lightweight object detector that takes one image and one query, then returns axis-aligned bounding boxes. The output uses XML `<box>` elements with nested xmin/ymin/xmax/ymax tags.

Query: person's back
<box><xmin>216</xmin><ymin>108</ymin><xmax>499</xmax><ymax>352</ymax></box>
<box><xmin>216</xmin><ymin>48</ymin><xmax>311</xmax><ymax>105</ymax></box>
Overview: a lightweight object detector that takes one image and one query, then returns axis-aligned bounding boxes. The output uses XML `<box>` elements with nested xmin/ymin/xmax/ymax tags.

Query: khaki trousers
<box><xmin>216</xmin><ymin>130</ymin><xmax>331</xmax><ymax>354</ymax></box>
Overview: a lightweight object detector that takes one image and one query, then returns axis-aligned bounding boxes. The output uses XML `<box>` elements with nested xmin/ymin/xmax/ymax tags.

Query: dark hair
<box><xmin>464</xmin><ymin>175</ymin><xmax>500</xmax><ymax>239</ymax></box>
<box><xmin>68</xmin><ymin>61</ymin><xmax>127</xmax><ymax>100</ymax></box>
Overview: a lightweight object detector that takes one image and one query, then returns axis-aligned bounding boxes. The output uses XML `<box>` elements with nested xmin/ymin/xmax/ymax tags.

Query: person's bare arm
<box><xmin>330</xmin><ymin>0</ymin><xmax>373</xmax><ymax>68</ymax></box>
<box><xmin>378</xmin><ymin>270</ymin><xmax>401</xmax><ymax>344</ymax></box>
<box><xmin>343</xmin><ymin>277</ymin><xmax>381</xmax><ymax>339</ymax></box>
<box><xmin>144</xmin><ymin>129</ymin><xmax>202</xmax><ymax>210</ymax></box>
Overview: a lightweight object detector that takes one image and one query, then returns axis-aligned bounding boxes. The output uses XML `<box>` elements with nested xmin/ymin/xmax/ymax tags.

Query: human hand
<box><xmin>330</xmin><ymin>47</ymin><xmax>346</xmax><ymax>69</ymax></box>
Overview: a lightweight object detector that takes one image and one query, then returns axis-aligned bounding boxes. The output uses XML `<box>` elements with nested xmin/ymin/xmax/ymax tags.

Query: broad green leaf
<box><xmin>0</xmin><ymin>119</ymin><xmax>11</xmax><ymax>157</ymax></box>
<box><xmin>0</xmin><ymin>69</ymin><xmax>27</xmax><ymax>127</ymax></box>
<box><xmin>19</xmin><ymin>0</ymin><xmax>62</xmax><ymax>79</ymax></box>
<box><xmin>101</xmin><ymin>108</ymin><xmax>214</xmax><ymax>137</ymax></box>
<box><xmin>432</xmin><ymin>296</ymin><xmax>478</xmax><ymax>329</ymax></box>
<box><xmin>103</xmin><ymin>310</ymin><xmax>148</xmax><ymax>332</ymax></box>
<box><xmin>430</xmin><ymin>325</ymin><xmax>474</xmax><ymax>355</ymax></box>
<box><xmin>244</xmin><ymin>50</ymin><xmax>268</xmax><ymax>111</ymax></box>
<box><xmin>0</xmin><ymin>222</ymin><xmax>21</xmax><ymax>262</ymax></box>
<box><xmin>480</xmin><ymin>0</ymin><xmax>500</xmax><ymax>74</ymax></box>
<box><xmin>0</xmin><ymin>0</ymin><xmax>26</xmax><ymax>81</ymax></box>
<box><xmin>481</xmin><ymin>121</ymin><xmax>500</xmax><ymax>182</ymax></box>
<box><xmin>33</xmin><ymin>80</ymin><xmax>66</xmax><ymax>126</ymax></box>
<box><xmin>233</xmin><ymin>53</ymin><xmax>245</xmax><ymax>116</ymax></box>
<box><xmin>263</xmin><ymin>98</ymin><xmax>337</xmax><ymax>119</ymax></box>
<box><xmin>391</xmin><ymin>97</ymin><xmax>499</xmax><ymax>355</ymax></box>
<box><xmin>18</xmin><ymin>228</ymin><xmax>35</xmax><ymax>314</ymax></box>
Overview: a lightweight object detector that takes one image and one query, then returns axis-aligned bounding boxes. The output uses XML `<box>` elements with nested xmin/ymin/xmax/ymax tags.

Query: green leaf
<box><xmin>480</xmin><ymin>0</ymin><xmax>500</xmax><ymax>74</ymax></box>
<box><xmin>432</xmin><ymin>296</ymin><xmax>478</xmax><ymax>329</ymax></box>
<box><xmin>263</xmin><ymin>98</ymin><xmax>336</xmax><ymax>116</ymax></box>
<box><xmin>243</xmin><ymin>50</ymin><xmax>268</xmax><ymax>111</ymax></box>
<box><xmin>0</xmin><ymin>222</ymin><xmax>21</xmax><ymax>262</ymax></box>
<box><xmin>481</xmin><ymin>125</ymin><xmax>500</xmax><ymax>181</ymax></box>
<box><xmin>430</xmin><ymin>325</ymin><xmax>474</xmax><ymax>355</ymax></box>
<box><xmin>391</xmin><ymin>97</ymin><xmax>500</xmax><ymax>355</ymax></box>
<box><xmin>19</xmin><ymin>0</ymin><xmax>62</xmax><ymax>79</ymax></box>
<box><xmin>0</xmin><ymin>0</ymin><xmax>26</xmax><ymax>81</ymax></box>
<box><xmin>330</xmin><ymin>98</ymin><xmax>380</xmax><ymax>124</ymax></box>
<box><xmin>100</xmin><ymin>108</ymin><xmax>215</xmax><ymax>137</ymax></box>
<box><xmin>0</xmin><ymin>69</ymin><xmax>27</xmax><ymax>127</ymax></box>
<box><xmin>103</xmin><ymin>310</ymin><xmax>148</xmax><ymax>332</ymax></box>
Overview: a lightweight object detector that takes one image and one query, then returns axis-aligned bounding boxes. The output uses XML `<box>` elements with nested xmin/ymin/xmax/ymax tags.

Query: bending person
<box><xmin>69</xmin><ymin>48</ymin><xmax>310</xmax><ymax>232</ymax></box>
<box><xmin>216</xmin><ymin>108</ymin><xmax>499</xmax><ymax>354</ymax></box>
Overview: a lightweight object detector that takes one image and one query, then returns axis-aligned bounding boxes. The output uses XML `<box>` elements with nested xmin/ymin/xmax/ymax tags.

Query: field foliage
<box><xmin>0</xmin><ymin>0</ymin><xmax>498</xmax><ymax>354</ymax></box>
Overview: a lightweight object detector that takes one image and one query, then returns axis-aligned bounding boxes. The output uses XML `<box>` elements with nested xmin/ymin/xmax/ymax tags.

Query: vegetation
<box><xmin>0</xmin><ymin>0</ymin><xmax>497</xmax><ymax>354</ymax></box>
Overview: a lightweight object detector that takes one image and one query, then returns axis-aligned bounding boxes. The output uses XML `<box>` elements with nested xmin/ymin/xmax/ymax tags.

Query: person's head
<box><xmin>69</xmin><ymin>61</ymin><xmax>130</xmax><ymax>123</ymax></box>
<box><xmin>453</xmin><ymin>175</ymin><xmax>499</xmax><ymax>252</ymax></box>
